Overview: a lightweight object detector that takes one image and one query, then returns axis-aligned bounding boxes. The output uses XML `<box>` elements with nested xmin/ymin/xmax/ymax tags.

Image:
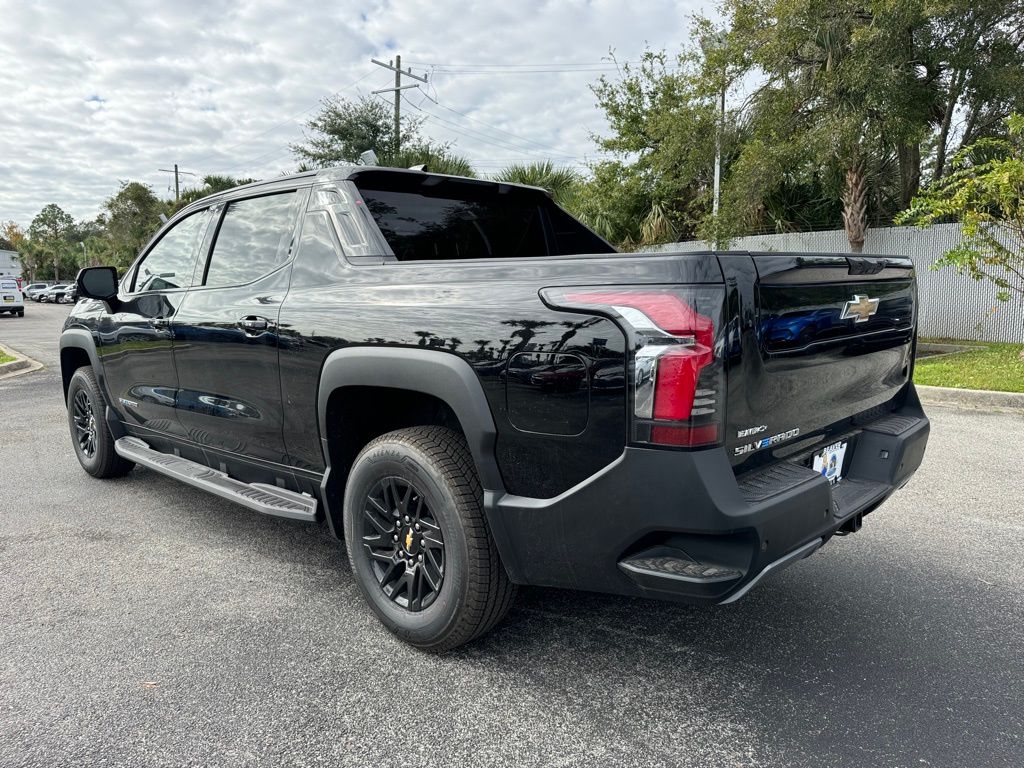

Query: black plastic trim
<box><xmin>315</xmin><ymin>347</ymin><xmax>519</xmax><ymax>573</ymax></box>
<box><xmin>58</xmin><ymin>328</ymin><xmax>105</xmax><ymax>403</ymax></box>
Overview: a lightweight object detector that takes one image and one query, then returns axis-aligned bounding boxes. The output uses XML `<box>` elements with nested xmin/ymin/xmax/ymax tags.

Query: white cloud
<box><xmin>0</xmin><ymin>0</ymin><xmax>708</xmax><ymax>226</ymax></box>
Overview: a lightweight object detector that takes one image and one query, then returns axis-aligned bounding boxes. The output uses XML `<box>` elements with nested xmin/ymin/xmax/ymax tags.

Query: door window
<box><xmin>132</xmin><ymin>209</ymin><xmax>212</xmax><ymax>293</ymax></box>
<box><xmin>203</xmin><ymin>192</ymin><xmax>300</xmax><ymax>287</ymax></box>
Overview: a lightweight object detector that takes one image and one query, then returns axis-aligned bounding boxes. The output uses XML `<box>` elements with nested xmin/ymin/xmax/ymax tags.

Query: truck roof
<box><xmin>187</xmin><ymin>165</ymin><xmax>551</xmax><ymax>212</ymax></box>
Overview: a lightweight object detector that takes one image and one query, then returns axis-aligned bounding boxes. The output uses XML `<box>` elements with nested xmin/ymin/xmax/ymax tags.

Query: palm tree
<box><xmin>493</xmin><ymin>161</ymin><xmax>580</xmax><ymax>206</ymax></box>
<box><xmin>385</xmin><ymin>147</ymin><xmax>476</xmax><ymax>177</ymax></box>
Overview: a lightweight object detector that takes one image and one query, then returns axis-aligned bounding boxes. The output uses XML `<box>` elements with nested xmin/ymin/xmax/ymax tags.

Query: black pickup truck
<box><xmin>61</xmin><ymin>166</ymin><xmax>929</xmax><ymax>650</ymax></box>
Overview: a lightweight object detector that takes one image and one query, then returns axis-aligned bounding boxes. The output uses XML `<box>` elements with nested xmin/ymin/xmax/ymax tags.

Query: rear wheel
<box><xmin>67</xmin><ymin>366</ymin><xmax>134</xmax><ymax>478</ymax></box>
<box><xmin>343</xmin><ymin>426</ymin><xmax>516</xmax><ymax>651</ymax></box>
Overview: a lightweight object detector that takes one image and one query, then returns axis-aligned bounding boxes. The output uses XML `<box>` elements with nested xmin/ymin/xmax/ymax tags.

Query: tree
<box><xmin>28</xmin><ymin>204</ymin><xmax>76</xmax><ymax>280</ymax></box>
<box><xmin>173</xmin><ymin>174</ymin><xmax>258</xmax><ymax>212</ymax></box>
<box><xmin>927</xmin><ymin>1</ymin><xmax>1024</xmax><ymax>182</ymax></box>
<box><xmin>720</xmin><ymin>0</ymin><xmax>939</xmax><ymax>251</ymax></box>
<box><xmin>1</xmin><ymin>221</ymin><xmax>27</xmax><ymax>253</ymax></box>
<box><xmin>493</xmin><ymin>161</ymin><xmax>580</xmax><ymax>206</ymax></box>
<box><xmin>292</xmin><ymin>95</ymin><xmax>424</xmax><ymax>167</ymax></box>
<box><xmin>292</xmin><ymin>94</ymin><xmax>475</xmax><ymax>175</ymax></box>
<box><xmin>898</xmin><ymin>113</ymin><xmax>1024</xmax><ymax>302</ymax></box>
<box><xmin>101</xmin><ymin>182</ymin><xmax>168</xmax><ymax>270</ymax></box>
<box><xmin>587</xmin><ymin>49</ymin><xmax>726</xmax><ymax>247</ymax></box>
<box><xmin>385</xmin><ymin>146</ymin><xmax>476</xmax><ymax>177</ymax></box>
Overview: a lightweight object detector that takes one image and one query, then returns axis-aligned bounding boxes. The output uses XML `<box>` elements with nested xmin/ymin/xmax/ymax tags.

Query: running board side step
<box><xmin>115</xmin><ymin>436</ymin><xmax>317</xmax><ymax>521</ymax></box>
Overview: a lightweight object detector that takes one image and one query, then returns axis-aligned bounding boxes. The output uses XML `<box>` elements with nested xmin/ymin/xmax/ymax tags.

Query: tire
<box><xmin>67</xmin><ymin>366</ymin><xmax>134</xmax><ymax>479</ymax></box>
<box><xmin>343</xmin><ymin>426</ymin><xmax>516</xmax><ymax>651</ymax></box>
<box><xmin>17</xmin><ymin>310</ymin><xmax>24</xmax><ymax>317</ymax></box>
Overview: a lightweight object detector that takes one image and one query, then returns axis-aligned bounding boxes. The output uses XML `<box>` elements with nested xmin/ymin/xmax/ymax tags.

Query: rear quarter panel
<box><xmin>278</xmin><ymin>243</ymin><xmax>720</xmax><ymax>498</ymax></box>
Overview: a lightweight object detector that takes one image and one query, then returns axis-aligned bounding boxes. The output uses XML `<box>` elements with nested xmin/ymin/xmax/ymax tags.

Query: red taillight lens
<box><xmin>542</xmin><ymin>285</ymin><xmax>725</xmax><ymax>448</ymax></box>
<box><xmin>650</xmin><ymin>346</ymin><xmax>712</xmax><ymax>420</ymax></box>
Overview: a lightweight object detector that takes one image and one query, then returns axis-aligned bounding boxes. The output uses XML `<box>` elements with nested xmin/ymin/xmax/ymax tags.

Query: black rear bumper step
<box><xmin>738</xmin><ymin>461</ymin><xmax>820</xmax><ymax>503</ymax></box>
<box><xmin>114</xmin><ymin>436</ymin><xmax>317</xmax><ymax>521</ymax></box>
<box><xmin>832</xmin><ymin>477</ymin><xmax>889</xmax><ymax>519</ymax></box>
<box><xmin>620</xmin><ymin>553</ymin><xmax>742</xmax><ymax>584</ymax></box>
<box><xmin>618</xmin><ymin>547</ymin><xmax>744</xmax><ymax>598</ymax></box>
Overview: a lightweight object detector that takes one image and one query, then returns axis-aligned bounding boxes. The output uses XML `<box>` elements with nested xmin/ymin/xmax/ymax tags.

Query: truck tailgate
<box><xmin>725</xmin><ymin>253</ymin><xmax>916</xmax><ymax>468</ymax></box>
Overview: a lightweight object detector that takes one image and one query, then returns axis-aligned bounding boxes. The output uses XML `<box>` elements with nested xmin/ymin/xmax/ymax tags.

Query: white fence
<box><xmin>656</xmin><ymin>224</ymin><xmax>1023</xmax><ymax>343</ymax></box>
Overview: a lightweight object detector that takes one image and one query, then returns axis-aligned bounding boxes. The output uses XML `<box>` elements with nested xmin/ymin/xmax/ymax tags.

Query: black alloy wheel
<box><xmin>361</xmin><ymin>476</ymin><xmax>445</xmax><ymax>612</ymax></box>
<box><xmin>343</xmin><ymin>426</ymin><xmax>517</xmax><ymax>651</ymax></box>
<box><xmin>66</xmin><ymin>366</ymin><xmax>135</xmax><ymax>479</ymax></box>
<box><xmin>72</xmin><ymin>388</ymin><xmax>97</xmax><ymax>458</ymax></box>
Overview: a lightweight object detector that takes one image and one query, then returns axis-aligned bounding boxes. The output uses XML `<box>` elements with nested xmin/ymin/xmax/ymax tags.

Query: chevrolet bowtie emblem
<box><xmin>404</xmin><ymin>529</ymin><xmax>414</xmax><ymax>551</ymax></box>
<box><xmin>840</xmin><ymin>294</ymin><xmax>880</xmax><ymax>323</ymax></box>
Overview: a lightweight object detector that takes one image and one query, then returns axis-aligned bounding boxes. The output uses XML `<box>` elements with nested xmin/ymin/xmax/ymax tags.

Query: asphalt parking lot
<box><xmin>1</xmin><ymin>302</ymin><xmax>1022</xmax><ymax>767</ymax></box>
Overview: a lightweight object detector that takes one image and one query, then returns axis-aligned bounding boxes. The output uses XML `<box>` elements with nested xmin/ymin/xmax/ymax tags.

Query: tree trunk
<box><xmin>842</xmin><ymin>162</ymin><xmax>868</xmax><ymax>253</ymax></box>
<box><xmin>897</xmin><ymin>143</ymin><xmax>921</xmax><ymax>209</ymax></box>
<box><xmin>934</xmin><ymin>70</ymin><xmax>964</xmax><ymax>181</ymax></box>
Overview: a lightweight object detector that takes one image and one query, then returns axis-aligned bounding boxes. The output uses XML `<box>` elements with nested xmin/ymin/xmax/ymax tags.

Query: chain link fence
<box><xmin>653</xmin><ymin>224</ymin><xmax>1023</xmax><ymax>343</ymax></box>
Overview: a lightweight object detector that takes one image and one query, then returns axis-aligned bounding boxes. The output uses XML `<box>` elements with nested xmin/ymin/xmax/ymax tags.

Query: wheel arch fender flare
<box><xmin>316</xmin><ymin>346</ymin><xmax>504</xmax><ymax>493</ymax></box>
<box><xmin>60</xmin><ymin>329</ymin><xmax>127</xmax><ymax>440</ymax></box>
<box><xmin>59</xmin><ymin>329</ymin><xmax>104</xmax><ymax>403</ymax></box>
<box><xmin>316</xmin><ymin>347</ymin><xmax>527</xmax><ymax>581</ymax></box>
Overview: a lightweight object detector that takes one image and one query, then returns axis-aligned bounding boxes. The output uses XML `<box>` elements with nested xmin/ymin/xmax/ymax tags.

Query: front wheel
<box><xmin>67</xmin><ymin>366</ymin><xmax>134</xmax><ymax>478</ymax></box>
<box><xmin>343</xmin><ymin>426</ymin><xmax>516</xmax><ymax>651</ymax></box>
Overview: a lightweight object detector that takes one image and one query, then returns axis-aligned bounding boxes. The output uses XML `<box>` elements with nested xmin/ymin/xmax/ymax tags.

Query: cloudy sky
<box><xmin>0</xmin><ymin>0</ymin><xmax>708</xmax><ymax>227</ymax></box>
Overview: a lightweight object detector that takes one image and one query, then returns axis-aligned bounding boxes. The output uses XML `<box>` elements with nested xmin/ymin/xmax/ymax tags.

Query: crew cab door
<box><xmin>171</xmin><ymin>188</ymin><xmax>308</xmax><ymax>469</ymax></box>
<box><xmin>100</xmin><ymin>207</ymin><xmax>215</xmax><ymax>438</ymax></box>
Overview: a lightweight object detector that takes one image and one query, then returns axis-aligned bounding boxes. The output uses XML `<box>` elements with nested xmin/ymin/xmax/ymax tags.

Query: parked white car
<box><xmin>1</xmin><ymin>277</ymin><xmax>25</xmax><ymax>317</ymax></box>
<box><xmin>23</xmin><ymin>282</ymin><xmax>51</xmax><ymax>300</ymax></box>
<box><xmin>38</xmin><ymin>284</ymin><xmax>70</xmax><ymax>303</ymax></box>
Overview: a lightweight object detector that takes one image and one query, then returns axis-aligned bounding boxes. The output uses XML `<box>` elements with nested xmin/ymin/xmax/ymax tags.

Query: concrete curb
<box><xmin>0</xmin><ymin>343</ymin><xmax>43</xmax><ymax>379</ymax></box>
<box><xmin>917</xmin><ymin>384</ymin><xmax>1024</xmax><ymax>414</ymax></box>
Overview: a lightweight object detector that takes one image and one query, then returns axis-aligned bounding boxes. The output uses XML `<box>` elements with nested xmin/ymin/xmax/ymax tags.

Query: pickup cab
<box><xmin>60</xmin><ymin>166</ymin><xmax>929</xmax><ymax>650</ymax></box>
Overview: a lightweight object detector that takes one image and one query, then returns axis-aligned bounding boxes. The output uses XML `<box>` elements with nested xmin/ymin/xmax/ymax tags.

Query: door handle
<box><xmin>152</xmin><ymin>317</ymin><xmax>171</xmax><ymax>327</ymax></box>
<box><xmin>239</xmin><ymin>315</ymin><xmax>270</xmax><ymax>332</ymax></box>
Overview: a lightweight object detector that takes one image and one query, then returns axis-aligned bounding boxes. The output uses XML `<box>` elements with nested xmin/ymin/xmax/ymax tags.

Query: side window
<box><xmin>203</xmin><ymin>191</ymin><xmax>299</xmax><ymax>287</ymax></box>
<box><xmin>289</xmin><ymin>211</ymin><xmax>346</xmax><ymax>288</ymax></box>
<box><xmin>133</xmin><ymin>209</ymin><xmax>212</xmax><ymax>293</ymax></box>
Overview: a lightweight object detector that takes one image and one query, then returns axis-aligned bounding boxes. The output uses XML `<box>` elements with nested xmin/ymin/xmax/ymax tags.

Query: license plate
<box><xmin>812</xmin><ymin>441</ymin><xmax>848</xmax><ymax>485</ymax></box>
<box><xmin>2</xmin><ymin>295</ymin><xmax>14</xmax><ymax>303</ymax></box>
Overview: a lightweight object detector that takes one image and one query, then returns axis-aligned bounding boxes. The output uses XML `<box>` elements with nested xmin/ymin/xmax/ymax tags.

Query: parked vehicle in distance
<box><xmin>38</xmin><ymin>284</ymin><xmax>70</xmax><ymax>303</ymax></box>
<box><xmin>1</xmin><ymin>277</ymin><xmax>24</xmax><ymax>316</ymax></box>
<box><xmin>23</xmin><ymin>282</ymin><xmax>52</xmax><ymax>300</ymax></box>
<box><xmin>60</xmin><ymin>166</ymin><xmax>930</xmax><ymax>651</ymax></box>
<box><xmin>51</xmin><ymin>284</ymin><xmax>77</xmax><ymax>304</ymax></box>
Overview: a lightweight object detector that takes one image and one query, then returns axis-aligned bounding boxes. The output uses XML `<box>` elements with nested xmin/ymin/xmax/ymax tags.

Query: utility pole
<box><xmin>713</xmin><ymin>85</ymin><xmax>724</xmax><ymax>219</ymax></box>
<box><xmin>158</xmin><ymin>164</ymin><xmax>197</xmax><ymax>203</ymax></box>
<box><xmin>371</xmin><ymin>56</ymin><xmax>427</xmax><ymax>156</ymax></box>
<box><xmin>700</xmin><ymin>30</ymin><xmax>729</xmax><ymax>234</ymax></box>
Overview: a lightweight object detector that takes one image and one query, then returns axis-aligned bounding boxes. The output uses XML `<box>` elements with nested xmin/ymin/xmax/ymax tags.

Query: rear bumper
<box><xmin>485</xmin><ymin>392</ymin><xmax>929</xmax><ymax>604</ymax></box>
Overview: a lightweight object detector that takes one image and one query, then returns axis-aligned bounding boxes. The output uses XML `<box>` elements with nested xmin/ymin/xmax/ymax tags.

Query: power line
<box><xmin>431</xmin><ymin>68</ymin><xmax>629</xmax><ymax>75</ymax></box>
<box><xmin>405</xmin><ymin>59</ymin><xmax>639</xmax><ymax>68</ymax></box>
<box><xmin>396</xmin><ymin>93</ymin><xmax>575</xmax><ymax>159</ymax></box>
<box><xmin>420</xmin><ymin>93</ymin><xmax>568</xmax><ymax>154</ymax></box>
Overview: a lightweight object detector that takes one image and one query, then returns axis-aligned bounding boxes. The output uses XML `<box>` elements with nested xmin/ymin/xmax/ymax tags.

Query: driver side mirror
<box><xmin>76</xmin><ymin>266</ymin><xmax>120</xmax><ymax>304</ymax></box>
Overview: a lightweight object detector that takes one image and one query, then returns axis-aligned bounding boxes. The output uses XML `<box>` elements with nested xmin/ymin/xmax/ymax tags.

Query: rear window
<box><xmin>203</xmin><ymin>191</ymin><xmax>300</xmax><ymax>287</ymax></box>
<box><xmin>0</xmin><ymin>280</ymin><xmax>17</xmax><ymax>290</ymax></box>
<box><xmin>353</xmin><ymin>172</ymin><xmax>613</xmax><ymax>261</ymax></box>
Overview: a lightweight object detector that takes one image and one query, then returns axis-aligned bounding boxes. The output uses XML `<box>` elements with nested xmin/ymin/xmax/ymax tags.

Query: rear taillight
<box><xmin>541</xmin><ymin>286</ymin><xmax>725</xmax><ymax>448</ymax></box>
